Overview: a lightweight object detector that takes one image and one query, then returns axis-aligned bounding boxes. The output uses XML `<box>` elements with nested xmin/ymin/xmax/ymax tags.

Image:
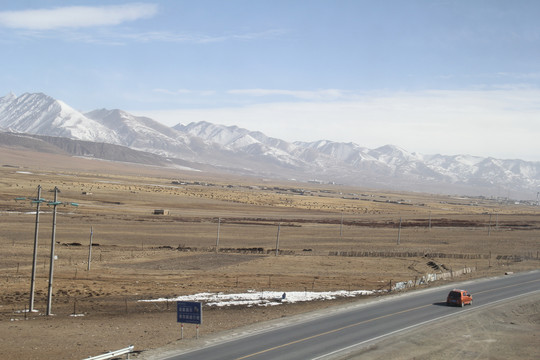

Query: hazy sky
<box><xmin>1</xmin><ymin>1</ymin><xmax>539</xmax><ymax>161</ymax></box>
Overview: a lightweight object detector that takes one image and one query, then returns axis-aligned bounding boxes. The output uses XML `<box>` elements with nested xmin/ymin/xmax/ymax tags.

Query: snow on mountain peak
<box><xmin>1</xmin><ymin>92</ymin><xmax>539</xmax><ymax>198</ymax></box>
<box><xmin>84</xmin><ymin>107</ymin><xmax>194</xmax><ymax>158</ymax></box>
<box><xmin>0</xmin><ymin>93</ymin><xmax>120</xmax><ymax>143</ymax></box>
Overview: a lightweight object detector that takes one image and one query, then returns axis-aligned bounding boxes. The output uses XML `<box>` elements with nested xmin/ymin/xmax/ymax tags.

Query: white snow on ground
<box><xmin>0</xmin><ymin>211</ymin><xmax>49</xmax><ymax>215</ymax></box>
<box><xmin>139</xmin><ymin>269</ymin><xmax>471</xmax><ymax>307</ymax></box>
<box><xmin>140</xmin><ymin>289</ymin><xmax>379</xmax><ymax>307</ymax></box>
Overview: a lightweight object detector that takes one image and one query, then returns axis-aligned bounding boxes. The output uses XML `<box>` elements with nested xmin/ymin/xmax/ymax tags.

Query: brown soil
<box><xmin>1</xmin><ymin>148</ymin><xmax>539</xmax><ymax>359</ymax></box>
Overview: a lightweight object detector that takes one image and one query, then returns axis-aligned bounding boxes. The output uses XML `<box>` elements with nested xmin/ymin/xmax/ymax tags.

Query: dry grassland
<box><xmin>0</xmin><ymin>148</ymin><xmax>539</xmax><ymax>359</ymax></box>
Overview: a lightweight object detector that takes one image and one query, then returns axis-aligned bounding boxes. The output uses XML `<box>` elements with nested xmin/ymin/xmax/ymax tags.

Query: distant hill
<box><xmin>0</xmin><ymin>132</ymin><xmax>169</xmax><ymax>165</ymax></box>
<box><xmin>1</xmin><ymin>92</ymin><xmax>539</xmax><ymax>199</ymax></box>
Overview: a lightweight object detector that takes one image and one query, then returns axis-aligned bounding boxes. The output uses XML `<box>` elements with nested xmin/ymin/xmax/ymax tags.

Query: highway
<box><xmin>162</xmin><ymin>270</ymin><xmax>540</xmax><ymax>360</ymax></box>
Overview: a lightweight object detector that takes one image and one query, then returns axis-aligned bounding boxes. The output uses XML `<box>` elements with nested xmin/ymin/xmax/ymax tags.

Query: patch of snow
<box><xmin>0</xmin><ymin>211</ymin><xmax>49</xmax><ymax>215</ymax></box>
<box><xmin>14</xmin><ymin>309</ymin><xmax>39</xmax><ymax>313</ymax></box>
<box><xmin>169</xmin><ymin>164</ymin><xmax>201</xmax><ymax>172</ymax></box>
<box><xmin>140</xmin><ymin>289</ymin><xmax>378</xmax><ymax>307</ymax></box>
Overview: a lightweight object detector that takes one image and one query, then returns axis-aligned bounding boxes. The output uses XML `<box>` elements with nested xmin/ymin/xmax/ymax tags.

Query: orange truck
<box><xmin>446</xmin><ymin>289</ymin><xmax>473</xmax><ymax>307</ymax></box>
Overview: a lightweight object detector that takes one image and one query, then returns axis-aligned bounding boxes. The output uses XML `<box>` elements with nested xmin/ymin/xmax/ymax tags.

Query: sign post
<box><xmin>177</xmin><ymin>301</ymin><xmax>202</xmax><ymax>339</ymax></box>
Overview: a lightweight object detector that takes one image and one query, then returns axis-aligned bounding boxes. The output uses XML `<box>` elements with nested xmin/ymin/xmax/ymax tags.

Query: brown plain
<box><xmin>1</xmin><ymin>147</ymin><xmax>539</xmax><ymax>359</ymax></box>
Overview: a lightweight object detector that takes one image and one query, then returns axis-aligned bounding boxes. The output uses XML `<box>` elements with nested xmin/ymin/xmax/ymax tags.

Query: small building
<box><xmin>153</xmin><ymin>209</ymin><xmax>169</xmax><ymax>215</ymax></box>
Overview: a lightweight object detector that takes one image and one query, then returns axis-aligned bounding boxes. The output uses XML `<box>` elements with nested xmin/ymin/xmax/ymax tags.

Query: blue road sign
<box><xmin>177</xmin><ymin>301</ymin><xmax>202</xmax><ymax>324</ymax></box>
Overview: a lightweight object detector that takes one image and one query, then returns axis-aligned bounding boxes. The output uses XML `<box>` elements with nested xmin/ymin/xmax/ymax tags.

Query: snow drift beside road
<box><xmin>141</xmin><ymin>289</ymin><xmax>378</xmax><ymax>307</ymax></box>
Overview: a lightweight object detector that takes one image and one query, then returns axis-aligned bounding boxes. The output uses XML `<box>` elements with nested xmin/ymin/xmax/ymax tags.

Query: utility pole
<box><xmin>87</xmin><ymin>227</ymin><xmax>93</xmax><ymax>271</ymax></box>
<box><xmin>488</xmin><ymin>213</ymin><xmax>492</xmax><ymax>236</ymax></box>
<box><xmin>215</xmin><ymin>218</ymin><xmax>221</xmax><ymax>253</ymax></box>
<box><xmin>29</xmin><ymin>185</ymin><xmax>43</xmax><ymax>312</ymax></box>
<box><xmin>46</xmin><ymin>187</ymin><xmax>60</xmax><ymax>316</ymax></box>
<box><xmin>275</xmin><ymin>223</ymin><xmax>281</xmax><ymax>256</ymax></box>
<box><xmin>397</xmin><ymin>217</ymin><xmax>402</xmax><ymax>245</ymax></box>
<box><xmin>340</xmin><ymin>212</ymin><xmax>343</xmax><ymax>239</ymax></box>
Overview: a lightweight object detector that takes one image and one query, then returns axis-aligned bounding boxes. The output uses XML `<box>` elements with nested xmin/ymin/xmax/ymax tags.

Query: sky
<box><xmin>0</xmin><ymin>0</ymin><xmax>539</xmax><ymax>161</ymax></box>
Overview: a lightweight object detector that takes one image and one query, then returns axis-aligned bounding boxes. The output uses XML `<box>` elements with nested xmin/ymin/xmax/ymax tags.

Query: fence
<box><xmin>328</xmin><ymin>250</ymin><xmax>489</xmax><ymax>259</ymax></box>
<box><xmin>392</xmin><ymin>267</ymin><xmax>476</xmax><ymax>290</ymax></box>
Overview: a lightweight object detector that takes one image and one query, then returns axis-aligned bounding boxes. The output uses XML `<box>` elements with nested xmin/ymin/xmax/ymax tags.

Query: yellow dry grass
<box><xmin>0</xmin><ymin>147</ymin><xmax>539</xmax><ymax>359</ymax></box>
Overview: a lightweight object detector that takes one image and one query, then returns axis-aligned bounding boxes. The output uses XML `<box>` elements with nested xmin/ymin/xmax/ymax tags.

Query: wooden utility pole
<box><xmin>87</xmin><ymin>227</ymin><xmax>93</xmax><ymax>271</ymax></box>
<box><xmin>275</xmin><ymin>223</ymin><xmax>281</xmax><ymax>256</ymax></box>
<box><xmin>215</xmin><ymin>218</ymin><xmax>221</xmax><ymax>252</ymax></box>
<box><xmin>340</xmin><ymin>212</ymin><xmax>343</xmax><ymax>239</ymax></box>
<box><xmin>397</xmin><ymin>217</ymin><xmax>402</xmax><ymax>245</ymax></box>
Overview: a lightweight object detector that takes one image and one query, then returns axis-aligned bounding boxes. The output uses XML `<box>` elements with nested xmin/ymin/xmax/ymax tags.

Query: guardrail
<box><xmin>84</xmin><ymin>345</ymin><xmax>134</xmax><ymax>360</ymax></box>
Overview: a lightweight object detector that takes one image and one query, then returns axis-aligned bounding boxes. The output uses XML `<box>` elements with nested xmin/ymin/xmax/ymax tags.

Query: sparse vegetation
<box><xmin>1</xmin><ymin>148</ymin><xmax>539</xmax><ymax>359</ymax></box>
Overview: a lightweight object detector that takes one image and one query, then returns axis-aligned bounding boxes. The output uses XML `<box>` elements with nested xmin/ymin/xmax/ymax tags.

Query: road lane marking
<box><xmin>234</xmin><ymin>304</ymin><xmax>431</xmax><ymax>359</ymax></box>
<box><xmin>473</xmin><ymin>277</ymin><xmax>540</xmax><ymax>295</ymax></box>
<box><xmin>312</xmin><ymin>289</ymin><xmax>540</xmax><ymax>360</ymax></box>
<box><xmin>235</xmin><ymin>277</ymin><xmax>540</xmax><ymax>360</ymax></box>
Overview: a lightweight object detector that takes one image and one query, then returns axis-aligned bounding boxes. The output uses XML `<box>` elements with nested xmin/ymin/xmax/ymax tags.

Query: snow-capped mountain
<box><xmin>176</xmin><ymin>121</ymin><xmax>296</xmax><ymax>153</ymax></box>
<box><xmin>85</xmin><ymin>108</ymin><xmax>196</xmax><ymax>158</ymax></box>
<box><xmin>175</xmin><ymin>120</ymin><xmax>540</xmax><ymax>197</ymax></box>
<box><xmin>175</xmin><ymin>121</ymin><xmax>309</xmax><ymax>168</ymax></box>
<box><xmin>1</xmin><ymin>92</ymin><xmax>539</xmax><ymax>198</ymax></box>
<box><xmin>0</xmin><ymin>92</ymin><xmax>121</xmax><ymax>144</ymax></box>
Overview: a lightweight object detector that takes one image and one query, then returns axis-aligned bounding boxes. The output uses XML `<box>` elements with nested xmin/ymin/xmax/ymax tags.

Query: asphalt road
<box><xmin>162</xmin><ymin>270</ymin><xmax>540</xmax><ymax>360</ymax></box>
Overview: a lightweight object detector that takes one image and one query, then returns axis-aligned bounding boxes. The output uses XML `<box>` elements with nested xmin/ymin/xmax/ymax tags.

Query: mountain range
<box><xmin>1</xmin><ymin>92</ymin><xmax>539</xmax><ymax>199</ymax></box>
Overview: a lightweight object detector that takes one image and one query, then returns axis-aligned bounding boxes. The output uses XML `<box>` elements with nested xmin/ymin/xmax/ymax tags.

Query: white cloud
<box><xmin>227</xmin><ymin>88</ymin><xmax>349</xmax><ymax>101</ymax></box>
<box><xmin>1</xmin><ymin>20</ymin><xmax>285</xmax><ymax>45</ymax></box>
<box><xmin>134</xmin><ymin>87</ymin><xmax>540</xmax><ymax>161</ymax></box>
<box><xmin>0</xmin><ymin>4</ymin><xmax>286</xmax><ymax>45</ymax></box>
<box><xmin>152</xmin><ymin>88</ymin><xmax>216</xmax><ymax>96</ymax></box>
<box><xmin>0</xmin><ymin>3</ymin><xmax>157</xmax><ymax>30</ymax></box>
<box><xmin>108</xmin><ymin>28</ymin><xmax>287</xmax><ymax>44</ymax></box>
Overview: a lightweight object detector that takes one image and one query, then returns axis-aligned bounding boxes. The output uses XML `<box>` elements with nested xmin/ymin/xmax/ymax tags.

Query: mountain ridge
<box><xmin>1</xmin><ymin>92</ymin><xmax>538</xmax><ymax>199</ymax></box>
